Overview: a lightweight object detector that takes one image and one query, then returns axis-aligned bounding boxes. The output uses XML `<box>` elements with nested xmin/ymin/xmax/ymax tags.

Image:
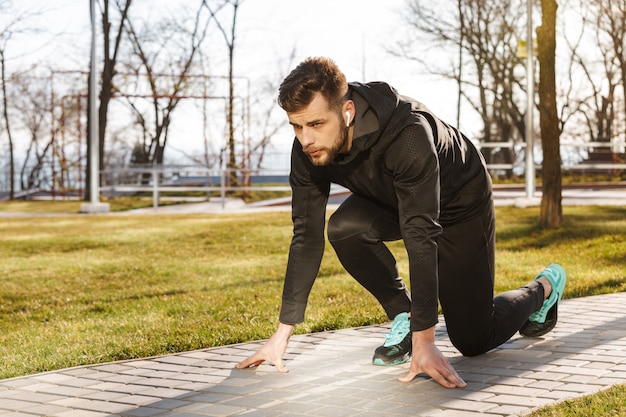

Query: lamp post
<box><xmin>525</xmin><ymin>0</ymin><xmax>535</xmax><ymax>199</ymax></box>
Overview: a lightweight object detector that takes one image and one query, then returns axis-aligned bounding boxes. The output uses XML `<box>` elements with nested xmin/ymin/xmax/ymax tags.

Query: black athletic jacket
<box><xmin>279</xmin><ymin>81</ymin><xmax>491</xmax><ymax>331</ymax></box>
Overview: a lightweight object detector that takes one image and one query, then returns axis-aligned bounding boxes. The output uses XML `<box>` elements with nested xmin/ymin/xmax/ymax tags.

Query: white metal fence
<box><xmin>3</xmin><ymin>142</ymin><xmax>625</xmax><ymax>204</ymax></box>
<box><xmin>99</xmin><ymin>167</ymin><xmax>292</xmax><ymax>208</ymax></box>
<box><xmin>477</xmin><ymin>141</ymin><xmax>626</xmax><ymax>172</ymax></box>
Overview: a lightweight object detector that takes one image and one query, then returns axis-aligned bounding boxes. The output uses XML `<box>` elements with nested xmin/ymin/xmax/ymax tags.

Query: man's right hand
<box><xmin>398</xmin><ymin>326</ymin><xmax>467</xmax><ymax>388</ymax></box>
<box><xmin>235</xmin><ymin>322</ymin><xmax>294</xmax><ymax>373</ymax></box>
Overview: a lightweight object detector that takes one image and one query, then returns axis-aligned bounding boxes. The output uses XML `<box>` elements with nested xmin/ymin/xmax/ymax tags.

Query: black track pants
<box><xmin>327</xmin><ymin>194</ymin><xmax>545</xmax><ymax>357</ymax></box>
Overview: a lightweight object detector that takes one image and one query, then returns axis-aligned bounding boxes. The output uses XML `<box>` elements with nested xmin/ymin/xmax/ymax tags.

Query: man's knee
<box><xmin>327</xmin><ymin>210</ymin><xmax>358</xmax><ymax>243</ymax></box>
<box><xmin>455</xmin><ymin>342</ymin><xmax>487</xmax><ymax>357</ymax></box>
<box><xmin>448</xmin><ymin>331</ymin><xmax>489</xmax><ymax>357</ymax></box>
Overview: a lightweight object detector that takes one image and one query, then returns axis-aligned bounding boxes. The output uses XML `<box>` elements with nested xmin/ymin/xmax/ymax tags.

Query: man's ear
<box><xmin>343</xmin><ymin>100</ymin><xmax>355</xmax><ymax>126</ymax></box>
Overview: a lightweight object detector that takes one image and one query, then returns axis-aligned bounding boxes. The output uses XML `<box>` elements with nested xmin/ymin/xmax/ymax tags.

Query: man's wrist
<box><xmin>411</xmin><ymin>325</ymin><xmax>436</xmax><ymax>345</ymax></box>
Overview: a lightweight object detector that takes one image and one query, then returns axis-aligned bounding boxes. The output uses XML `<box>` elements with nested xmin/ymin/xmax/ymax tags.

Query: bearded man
<box><xmin>236</xmin><ymin>57</ymin><xmax>566</xmax><ymax>388</ymax></box>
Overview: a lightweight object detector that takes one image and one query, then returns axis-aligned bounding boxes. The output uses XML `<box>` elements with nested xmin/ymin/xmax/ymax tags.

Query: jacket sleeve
<box><xmin>386</xmin><ymin>121</ymin><xmax>442</xmax><ymax>332</ymax></box>
<box><xmin>279</xmin><ymin>141</ymin><xmax>330</xmax><ymax>325</ymax></box>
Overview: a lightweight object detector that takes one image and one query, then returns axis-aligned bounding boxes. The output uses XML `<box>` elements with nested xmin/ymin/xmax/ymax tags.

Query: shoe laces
<box><xmin>383</xmin><ymin>312</ymin><xmax>410</xmax><ymax>347</ymax></box>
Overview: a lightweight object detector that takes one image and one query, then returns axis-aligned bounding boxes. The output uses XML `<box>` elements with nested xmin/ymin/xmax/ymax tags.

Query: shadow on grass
<box><xmin>497</xmin><ymin>206</ymin><xmax>626</xmax><ymax>240</ymax></box>
<box><xmin>496</xmin><ymin>206</ymin><xmax>626</xmax><ymax>252</ymax></box>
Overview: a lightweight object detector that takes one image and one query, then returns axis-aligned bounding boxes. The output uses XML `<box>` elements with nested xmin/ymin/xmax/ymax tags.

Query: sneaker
<box><xmin>372</xmin><ymin>312</ymin><xmax>412</xmax><ymax>366</ymax></box>
<box><xmin>520</xmin><ymin>264</ymin><xmax>567</xmax><ymax>338</ymax></box>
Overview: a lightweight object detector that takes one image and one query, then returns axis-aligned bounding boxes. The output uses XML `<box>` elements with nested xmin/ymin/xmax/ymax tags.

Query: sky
<box><xmin>6</xmin><ymin>0</ymin><xmax>463</xmax><ymax>166</ymax></box>
<box><xmin>10</xmin><ymin>0</ymin><xmax>459</xmax><ymax>111</ymax></box>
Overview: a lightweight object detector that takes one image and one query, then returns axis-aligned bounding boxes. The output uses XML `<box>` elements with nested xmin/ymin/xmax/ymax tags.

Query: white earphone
<box><xmin>345</xmin><ymin>111</ymin><xmax>351</xmax><ymax>127</ymax></box>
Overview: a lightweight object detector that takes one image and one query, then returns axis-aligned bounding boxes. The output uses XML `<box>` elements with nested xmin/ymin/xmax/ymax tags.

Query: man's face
<box><xmin>287</xmin><ymin>93</ymin><xmax>349</xmax><ymax>166</ymax></box>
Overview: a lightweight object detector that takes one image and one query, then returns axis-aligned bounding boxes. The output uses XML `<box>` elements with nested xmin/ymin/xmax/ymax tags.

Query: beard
<box><xmin>303</xmin><ymin>124</ymin><xmax>349</xmax><ymax>166</ymax></box>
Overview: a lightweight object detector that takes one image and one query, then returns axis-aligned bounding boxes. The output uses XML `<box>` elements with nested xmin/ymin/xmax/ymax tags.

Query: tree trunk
<box><xmin>86</xmin><ymin>0</ymin><xmax>133</xmax><ymax>200</ymax></box>
<box><xmin>1</xmin><ymin>51</ymin><xmax>15</xmax><ymax>199</ymax></box>
<box><xmin>226</xmin><ymin>1</ymin><xmax>239</xmax><ymax>188</ymax></box>
<box><xmin>537</xmin><ymin>0</ymin><xmax>562</xmax><ymax>228</ymax></box>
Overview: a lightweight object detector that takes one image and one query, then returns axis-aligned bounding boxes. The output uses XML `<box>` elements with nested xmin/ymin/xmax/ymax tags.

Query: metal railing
<box><xmin>98</xmin><ymin>142</ymin><xmax>626</xmax><ymax>208</ymax></box>
<box><xmin>476</xmin><ymin>141</ymin><xmax>626</xmax><ymax>172</ymax></box>
<box><xmin>100</xmin><ymin>166</ymin><xmax>291</xmax><ymax>208</ymax></box>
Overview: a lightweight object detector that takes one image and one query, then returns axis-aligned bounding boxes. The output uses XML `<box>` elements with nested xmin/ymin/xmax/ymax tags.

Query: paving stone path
<box><xmin>1</xmin><ymin>293</ymin><xmax>625</xmax><ymax>417</ymax></box>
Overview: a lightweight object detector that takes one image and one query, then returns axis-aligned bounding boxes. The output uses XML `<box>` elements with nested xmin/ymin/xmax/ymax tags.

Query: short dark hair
<box><xmin>278</xmin><ymin>57</ymin><xmax>348</xmax><ymax>113</ymax></box>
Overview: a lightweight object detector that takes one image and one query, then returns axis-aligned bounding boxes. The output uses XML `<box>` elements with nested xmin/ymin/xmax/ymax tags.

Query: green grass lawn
<box><xmin>1</xmin><ymin>202</ymin><xmax>625</xmax><ymax>416</ymax></box>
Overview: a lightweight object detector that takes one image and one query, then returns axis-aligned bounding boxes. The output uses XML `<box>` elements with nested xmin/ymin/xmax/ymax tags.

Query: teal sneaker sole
<box><xmin>520</xmin><ymin>303</ymin><xmax>558</xmax><ymax>337</ymax></box>
<box><xmin>372</xmin><ymin>354</ymin><xmax>410</xmax><ymax>366</ymax></box>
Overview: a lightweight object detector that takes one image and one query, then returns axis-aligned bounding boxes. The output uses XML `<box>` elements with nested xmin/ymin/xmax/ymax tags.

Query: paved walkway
<box><xmin>1</xmin><ymin>293</ymin><xmax>625</xmax><ymax>417</ymax></box>
<box><xmin>1</xmin><ymin>184</ymin><xmax>626</xmax><ymax>217</ymax></box>
<box><xmin>121</xmin><ymin>183</ymin><xmax>626</xmax><ymax>215</ymax></box>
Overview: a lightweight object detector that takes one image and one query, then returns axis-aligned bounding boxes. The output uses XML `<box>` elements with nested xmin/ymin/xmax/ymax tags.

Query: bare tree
<box><xmin>0</xmin><ymin>0</ymin><xmax>35</xmax><ymax>199</ymax></box>
<box><xmin>394</xmin><ymin>0</ymin><xmax>529</xmax><ymax>177</ymax></box>
<box><xmin>593</xmin><ymin>0</ymin><xmax>626</xmax><ymax>135</ymax></box>
<box><xmin>3</xmin><ymin>70</ymin><xmax>85</xmax><ymax>197</ymax></box>
<box><xmin>10</xmin><ymin>72</ymin><xmax>53</xmax><ymax>192</ymax></box>
<box><xmin>0</xmin><ymin>49</ymin><xmax>14</xmax><ymax>198</ymax></box>
<box><xmin>245</xmin><ymin>51</ymin><xmax>296</xmax><ymax>170</ymax></box>
<box><xmin>121</xmin><ymin>0</ymin><xmax>215</xmax><ymax>168</ymax></box>
<box><xmin>247</xmin><ymin>79</ymin><xmax>287</xmax><ymax>169</ymax></box>
<box><xmin>568</xmin><ymin>12</ymin><xmax>620</xmax><ymax>144</ymax></box>
<box><xmin>558</xmin><ymin>0</ymin><xmax>624</xmax><ymax>172</ymax></box>
<box><xmin>537</xmin><ymin>0</ymin><xmax>563</xmax><ymax>228</ymax></box>
<box><xmin>202</xmin><ymin>0</ymin><xmax>243</xmax><ymax>186</ymax></box>
<box><xmin>171</xmin><ymin>73</ymin><xmax>222</xmax><ymax>170</ymax></box>
<box><xmin>586</xmin><ymin>0</ymin><xmax>626</xmax><ymax>145</ymax></box>
<box><xmin>395</xmin><ymin>0</ymin><xmax>568</xmax><ymax>226</ymax></box>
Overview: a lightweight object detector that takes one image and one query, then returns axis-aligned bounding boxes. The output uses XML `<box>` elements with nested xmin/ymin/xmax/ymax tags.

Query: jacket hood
<box><xmin>340</xmin><ymin>81</ymin><xmax>420</xmax><ymax>164</ymax></box>
<box><xmin>344</xmin><ymin>81</ymin><xmax>467</xmax><ymax>166</ymax></box>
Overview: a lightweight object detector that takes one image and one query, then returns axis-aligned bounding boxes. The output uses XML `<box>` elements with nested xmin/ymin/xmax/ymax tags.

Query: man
<box><xmin>236</xmin><ymin>57</ymin><xmax>567</xmax><ymax>388</ymax></box>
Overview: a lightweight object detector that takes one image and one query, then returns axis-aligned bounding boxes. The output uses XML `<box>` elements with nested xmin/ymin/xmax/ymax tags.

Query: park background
<box><xmin>0</xmin><ymin>2</ymin><xmax>625</xmax><ymax>415</ymax></box>
<box><xmin>0</xmin><ymin>0</ymin><xmax>625</xmax><ymax>203</ymax></box>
